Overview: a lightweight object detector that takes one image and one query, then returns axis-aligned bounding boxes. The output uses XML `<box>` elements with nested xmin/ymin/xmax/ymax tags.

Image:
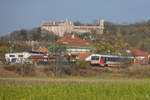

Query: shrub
<box><xmin>3</xmin><ymin>64</ymin><xmax>16</xmax><ymax>71</ymax></box>
<box><xmin>76</xmin><ymin>60</ymin><xmax>90</xmax><ymax>69</ymax></box>
<box><xmin>102</xmin><ymin>68</ymin><xmax>112</xmax><ymax>73</ymax></box>
<box><xmin>47</xmin><ymin>64</ymin><xmax>76</xmax><ymax>76</ymax></box>
<box><xmin>125</xmin><ymin>64</ymin><xmax>150</xmax><ymax>78</ymax></box>
<box><xmin>3</xmin><ymin>64</ymin><xmax>36</xmax><ymax>77</ymax></box>
<box><xmin>38</xmin><ymin>66</ymin><xmax>55</xmax><ymax>77</ymax></box>
<box><xmin>61</xmin><ymin>66</ymin><xmax>73</xmax><ymax>75</ymax></box>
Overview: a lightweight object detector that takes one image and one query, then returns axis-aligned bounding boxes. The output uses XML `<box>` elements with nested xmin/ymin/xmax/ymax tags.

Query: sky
<box><xmin>0</xmin><ymin>0</ymin><xmax>150</xmax><ymax>35</ymax></box>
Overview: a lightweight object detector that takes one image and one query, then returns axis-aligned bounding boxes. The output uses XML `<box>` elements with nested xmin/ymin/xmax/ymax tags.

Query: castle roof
<box><xmin>73</xmin><ymin>26</ymin><xmax>100</xmax><ymax>31</ymax></box>
<box><xmin>42</xmin><ymin>21</ymin><xmax>65</xmax><ymax>26</ymax></box>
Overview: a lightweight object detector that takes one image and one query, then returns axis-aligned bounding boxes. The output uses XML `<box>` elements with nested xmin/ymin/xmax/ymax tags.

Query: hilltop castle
<box><xmin>41</xmin><ymin>19</ymin><xmax>104</xmax><ymax>37</ymax></box>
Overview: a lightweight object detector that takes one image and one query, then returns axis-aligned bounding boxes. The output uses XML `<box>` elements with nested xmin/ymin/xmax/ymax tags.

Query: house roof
<box><xmin>28</xmin><ymin>55</ymin><xmax>48</xmax><ymax>59</ymax></box>
<box><xmin>130</xmin><ymin>50</ymin><xmax>150</xmax><ymax>56</ymax></box>
<box><xmin>71</xmin><ymin>53</ymin><xmax>92</xmax><ymax>60</ymax></box>
<box><xmin>56</xmin><ymin>34</ymin><xmax>90</xmax><ymax>47</ymax></box>
<box><xmin>36</xmin><ymin>47</ymin><xmax>48</xmax><ymax>53</ymax></box>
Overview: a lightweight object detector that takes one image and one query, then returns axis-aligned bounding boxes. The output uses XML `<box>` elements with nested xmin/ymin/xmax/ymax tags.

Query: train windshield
<box><xmin>105</xmin><ymin>57</ymin><xmax>120</xmax><ymax>62</ymax></box>
<box><xmin>91</xmin><ymin>56</ymin><xmax>99</xmax><ymax>60</ymax></box>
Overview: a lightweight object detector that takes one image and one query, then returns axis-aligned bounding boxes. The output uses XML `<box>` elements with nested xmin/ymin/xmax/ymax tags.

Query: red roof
<box><xmin>71</xmin><ymin>53</ymin><xmax>92</xmax><ymax>60</ymax></box>
<box><xmin>36</xmin><ymin>47</ymin><xmax>48</xmax><ymax>53</ymax></box>
<box><xmin>57</xmin><ymin>34</ymin><xmax>90</xmax><ymax>47</ymax></box>
<box><xmin>28</xmin><ymin>55</ymin><xmax>48</xmax><ymax>59</ymax></box>
<box><xmin>130</xmin><ymin>50</ymin><xmax>150</xmax><ymax>56</ymax></box>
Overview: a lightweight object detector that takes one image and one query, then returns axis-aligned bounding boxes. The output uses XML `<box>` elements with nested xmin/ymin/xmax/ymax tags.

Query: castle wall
<box><xmin>41</xmin><ymin>19</ymin><xmax>104</xmax><ymax>37</ymax></box>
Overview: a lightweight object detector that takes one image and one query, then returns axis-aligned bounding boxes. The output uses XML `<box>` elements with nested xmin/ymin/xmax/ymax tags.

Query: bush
<box><xmin>3</xmin><ymin>64</ymin><xmax>36</xmax><ymax>77</ymax></box>
<box><xmin>61</xmin><ymin>66</ymin><xmax>73</xmax><ymax>75</ymax></box>
<box><xmin>3</xmin><ymin>64</ymin><xmax>16</xmax><ymax>72</ymax></box>
<box><xmin>102</xmin><ymin>68</ymin><xmax>112</xmax><ymax>73</ymax></box>
<box><xmin>125</xmin><ymin>64</ymin><xmax>150</xmax><ymax>78</ymax></box>
<box><xmin>46</xmin><ymin>64</ymin><xmax>75</xmax><ymax>76</ymax></box>
<box><xmin>38</xmin><ymin>66</ymin><xmax>55</xmax><ymax>77</ymax></box>
<box><xmin>76</xmin><ymin>60</ymin><xmax>90</xmax><ymax>69</ymax></box>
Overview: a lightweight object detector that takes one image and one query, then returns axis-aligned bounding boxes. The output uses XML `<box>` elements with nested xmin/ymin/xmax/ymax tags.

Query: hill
<box><xmin>104</xmin><ymin>20</ymin><xmax>150</xmax><ymax>51</ymax></box>
<box><xmin>1</xmin><ymin>20</ymin><xmax>150</xmax><ymax>52</ymax></box>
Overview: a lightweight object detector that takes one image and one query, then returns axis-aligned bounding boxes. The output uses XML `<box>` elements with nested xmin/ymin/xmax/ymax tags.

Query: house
<box><xmin>56</xmin><ymin>34</ymin><xmax>94</xmax><ymax>53</ymax></box>
<box><xmin>28</xmin><ymin>55</ymin><xmax>56</xmax><ymax>64</ymax></box>
<box><xmin>5</xmin><ymin>51</ymin><xmax>44</xmax><ymax>63</ymax></box>
<box><xmin>52</xmin><ymin>34</ymin><xmax>94</xmax><ymax>61</ymax></box>
<box><xmin>36</xmin><ymin>47</ymin><xmax>48</xmax><ymax>53</ymax></box>
<box><xmin>127</xmin><ymin>49</ymin><xmax>150</xmax><ymax>64</ymax></box>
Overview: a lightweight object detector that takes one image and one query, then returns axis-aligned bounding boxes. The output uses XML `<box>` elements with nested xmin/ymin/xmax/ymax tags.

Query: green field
<box><xmin>0</xmin><ymin>78</ymin><xmax>150</xmax><ymax>100</ymax></box>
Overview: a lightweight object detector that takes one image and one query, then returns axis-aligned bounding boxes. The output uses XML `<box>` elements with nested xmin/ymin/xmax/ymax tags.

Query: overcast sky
<box><xmin>0</xmin><ymin>0</ymin><xmax>150</xmax><ymax>35</ymax></box>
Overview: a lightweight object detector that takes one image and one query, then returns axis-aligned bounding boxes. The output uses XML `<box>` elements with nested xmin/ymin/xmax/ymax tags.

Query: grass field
<box><xmin>0</xmin><ymin>78</ymin><xmax>150</xmax><ymax>100</ymax></box>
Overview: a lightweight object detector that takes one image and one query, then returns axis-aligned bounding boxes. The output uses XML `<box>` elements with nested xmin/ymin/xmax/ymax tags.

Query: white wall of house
<box><xmin>66</xmin><ymin>48</ymin><xmax>91</xmax><ymax>53</ymax></box>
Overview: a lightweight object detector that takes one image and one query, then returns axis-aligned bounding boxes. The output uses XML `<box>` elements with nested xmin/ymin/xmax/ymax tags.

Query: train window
<box><xmin>105</xmin><ymin>57</ymin><xmax>119</xmax><ymax>62</ymax></box>
<box><xmin>9</xmin><ymin>55</ymin><xmax>15</xmax><ymax>57</ymax></box>
<box><xmin>18</xmin><ymin>55</ymin><xmax>23</xmax><ymax>57</ymax></box>
<box><xmin>112</xmin><ymin>58</ymin><xmax>120</xmax><ymax>62</ymax></box>
<box><xmin>111</xmin><ymin>58</ymin><xmax>115</xmax><ymax>61</ymax></box>
<box><xmin>105</xmin><ymin>57</ymin><xmax>108</xmax><ymax>61</ymax></box>
<box><xmin>106</xmin><ymin>57</ymin><xmax>112</xmax><ymax>61</ymax></box>
<box><xmin>116</xmin><ymin>58</ymin><xmax>120</xmax><ymax>61</ymax></box>
<box><xmin>91</xmin><ymin>56</ymin><xmax>99</xmax><ymax>60</ymax></box>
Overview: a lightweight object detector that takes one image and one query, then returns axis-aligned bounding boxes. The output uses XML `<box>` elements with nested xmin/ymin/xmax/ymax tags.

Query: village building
<box><xmin>127</xmin><ymin>49</ymin><xmax>150</xmax><ymax>64</ymax></box>
<box><xmin>41</xmin><ymin>19</ymin><xmax>104</xmax><ymax>37</ymax></box>
<box><xmin>36</xmin><ymin>47</ymin><xmax>48</xmax><ymax>53</ymax></box>
<box><xmin>55</xmin><ymin>34</ymin><xmax>94</xmax><ymax>60</ymax></box>
<box><xmin>28</xmin><ymin>55</ymin><xmax>56</xmax><ymax>64</ymax></box>
<box><xmin>5</xmin><ymin>51</ymin><xmax>44</xmax><ymax>64</ymax></box>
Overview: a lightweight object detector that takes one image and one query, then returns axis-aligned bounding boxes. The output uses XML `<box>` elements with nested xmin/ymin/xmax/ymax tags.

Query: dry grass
<box><xmin>123</xmin><ymin>64</ymin><xmax>150</xmax><ymax>78</ymax></box>
<box><xmin>1</xmin><ymin>64</ymin><xmax>150</xmax><ymax>79</ymax></box>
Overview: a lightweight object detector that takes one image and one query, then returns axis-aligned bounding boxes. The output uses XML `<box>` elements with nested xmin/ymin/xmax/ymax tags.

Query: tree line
<box><xmin>103</xmin><ymin>20</ymin><xmax>150</xmax><ymax>52</ymax></box>
<box><xmin>0</xmin><ymin>27</ymin><xmax>58</xmax><ymax>42</ymax></box>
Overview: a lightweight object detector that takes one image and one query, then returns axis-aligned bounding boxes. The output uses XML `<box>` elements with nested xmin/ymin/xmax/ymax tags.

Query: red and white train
<box><xmin>86</xmin><ymin>54</ymin><xmax>133</xmax><ymax>67</ymax></box>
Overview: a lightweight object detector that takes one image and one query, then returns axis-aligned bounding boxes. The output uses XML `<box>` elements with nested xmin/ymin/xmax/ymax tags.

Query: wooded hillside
<box><xmin>1</xmin><ymin>20</ymin><xmax>150</xmax><ymax>53</ymax></box>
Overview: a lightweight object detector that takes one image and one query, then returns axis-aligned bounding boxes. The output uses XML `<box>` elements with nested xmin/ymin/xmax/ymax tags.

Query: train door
<box><xmin>100</xmin><ymin>56</ymin><xmax>105</xmax><ymax>66</ymax></box>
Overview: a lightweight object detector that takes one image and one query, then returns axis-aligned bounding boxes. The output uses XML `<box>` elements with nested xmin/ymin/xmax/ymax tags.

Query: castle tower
<box><xmin>65</xmin><ymin>18</ymin><xmax>69</xmax><ymax>24</ymax></box>
<box><xmin>99</xmin><ymin>19</ymin><xmax>104</xmax><ymax>34</ymax></box>
<box><xmin>99</xmin><ymin>19</ymin><xmax>104</xmax><ymax>28</ymax></box>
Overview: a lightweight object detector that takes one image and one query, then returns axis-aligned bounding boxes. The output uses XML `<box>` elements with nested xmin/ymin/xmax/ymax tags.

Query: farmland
<box><xmin>1</xmin><ymin>64</ymin><xmax>150</xmax><ymax>100</ymax></box>
<box><xmin>0</xmin><ymin>78</ymin><xmax>150</xmax><ymax>100</ymax></box>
